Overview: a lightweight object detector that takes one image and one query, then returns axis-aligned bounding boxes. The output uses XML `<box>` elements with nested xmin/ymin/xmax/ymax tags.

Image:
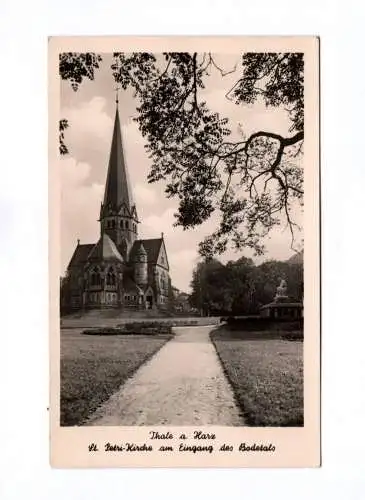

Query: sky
<box><xmin>60</xmin><ymin>53</ymin><xmax>302</xmax><ymax>292</ymax></box>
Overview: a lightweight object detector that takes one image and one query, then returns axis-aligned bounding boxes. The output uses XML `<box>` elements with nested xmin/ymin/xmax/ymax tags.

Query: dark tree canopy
<box><xmin>59</xmin><ymin>52</ymin><xmax>102</xmax><ymax>91</ymax></box>
<box><xmin>59</xmin><ymin>51</ymin><xmax>304</xmax><ymax>258</ymax></box>
<box><xmin>190</xmin><ymin>255</ymin><xmax>303</xmax><ymax>316</ymax></box>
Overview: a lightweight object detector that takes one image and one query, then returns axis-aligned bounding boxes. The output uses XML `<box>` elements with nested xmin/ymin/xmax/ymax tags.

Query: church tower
<box><xmin>61</xmin><ymin>90</ymin><xmax>172</xmax><ymax>314</ymax></box>
<box><xmin>99</xmin><ymin>94</ymin><xmax>139</xmax><ymax>259</ymax></box>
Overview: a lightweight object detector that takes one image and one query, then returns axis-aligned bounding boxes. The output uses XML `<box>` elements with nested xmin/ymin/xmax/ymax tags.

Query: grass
<box><xmin>211</xmin><ymin>327</ymin><xmax>303</xmax><ymax>426</ymax></box>
<box><xmin>60</xmin><ymin>329</ymin><xmax>172</xmax><ymax>426</ymax></box>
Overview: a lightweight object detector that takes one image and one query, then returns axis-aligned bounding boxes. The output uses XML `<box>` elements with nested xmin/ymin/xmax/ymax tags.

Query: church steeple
<box><xmin>100</xmin><ymin>93</ymin><xmax>138</xmax><ymax>257</ymax></box>
<box><xmin>103</xmin><ymin>95</ymin><xmax>133</xmax><ymax>211</ymax></box>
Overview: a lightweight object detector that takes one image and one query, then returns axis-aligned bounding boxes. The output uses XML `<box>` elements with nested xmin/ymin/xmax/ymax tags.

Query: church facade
<box><xmin>60</xmin><ymin>101</ymin><xmax>171</xmax><ymax>313</ymax></box>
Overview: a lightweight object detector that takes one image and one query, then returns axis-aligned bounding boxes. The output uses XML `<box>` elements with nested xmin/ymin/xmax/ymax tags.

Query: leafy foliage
<box><xmin>59</xmin><ymin>52</ymin><xmax>103</xmax><ymax>155</ymax></box>
<box><xmin>59</xmin><ymin>52</ymin><xmax>103</xmax><ymax>91</ymax></box>
<box><xmin>59</xmin><ymin>118</ymin><xmax>69</xmax><ymax>155</ymax></box>
<box><xmin>231</xmin><ymin>53</ymin><xmax>304</xmax><ymax>132</ymax></box>
<box><xmin>190</xmin><ymin>254</ymin><xmax>303</xmax><ymax>315</ymax></box>
<box><xmin>60</xmin><ymin>52</ymin><xmax>304</xmax><ymax>255</ymax></box>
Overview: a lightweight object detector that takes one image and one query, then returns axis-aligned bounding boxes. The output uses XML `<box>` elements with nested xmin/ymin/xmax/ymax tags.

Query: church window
<box><xmin>120</xmin><ymin>220</ymin><xmax>124</xmax><ymax>229</ymax></box>
<box><xmin>90</xmin><ymin>267</ymin><xmax>101</xmax><ymax>286</ymax></box>
<box><xmin>126</xmin><ymin>220</ymin><xmax>129</xmax><ymax>229</ymax></box>
<box><xmin>106</xmin><ymin>268</ymin><xmax>116</xmax><ymax>286</ymax></box>
<box><xmin>120</xmin><ymin>239</ymin><xmax>128</xmax><ymax>257</ymax></box>
<box><xmin>111</xmin><ymin>219</ymin><xmax>116</xmax><ymax>229</ymax></box>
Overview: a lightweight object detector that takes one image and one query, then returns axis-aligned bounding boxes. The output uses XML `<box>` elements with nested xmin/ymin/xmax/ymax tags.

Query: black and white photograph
<box><xmin>50</xmin><ymin>36</ymin><xmax>320</xmax><ymax>467</ymax></box>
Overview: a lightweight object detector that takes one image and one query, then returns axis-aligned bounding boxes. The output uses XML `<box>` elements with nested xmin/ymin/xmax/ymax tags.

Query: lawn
<box><xmin>211</xmin><ymin>328</ymin><xmax>303</xmax><ymax>426</ymax></box>
<box><xmin>60</xmin><ymin>329</ymin><xmax>172</xmax><ymax>426</ymax></box>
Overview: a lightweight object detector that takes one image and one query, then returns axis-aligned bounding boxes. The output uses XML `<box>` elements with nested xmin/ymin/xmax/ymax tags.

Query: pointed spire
<box><xmin>115</xmin><ymin>85</ymin><xmax>120</xmax><ymax>105</ymax></box>
<box><xmin>103</xmin><ymin>94</ymin><xmax>134</xmax><ymax>211</ymax></box>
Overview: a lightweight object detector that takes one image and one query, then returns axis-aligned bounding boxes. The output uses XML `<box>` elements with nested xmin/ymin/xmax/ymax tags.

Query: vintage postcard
<box><xmin>49</xmin><ymin>36</ymin><xmax>320</xmax><ymax>467</ymax></box>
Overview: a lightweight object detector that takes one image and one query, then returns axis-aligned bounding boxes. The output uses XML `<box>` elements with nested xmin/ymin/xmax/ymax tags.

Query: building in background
<box><xmin>171</xmin><ymin>287</ymin><xmax>195</xmax><ymax>314</ymax></box>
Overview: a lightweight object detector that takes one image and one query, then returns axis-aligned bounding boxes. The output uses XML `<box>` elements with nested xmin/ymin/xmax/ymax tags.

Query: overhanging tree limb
<box><xmin>59</xmin><ymin>51</ymin><xmax>304</xmax><ymax>257</ymax></box>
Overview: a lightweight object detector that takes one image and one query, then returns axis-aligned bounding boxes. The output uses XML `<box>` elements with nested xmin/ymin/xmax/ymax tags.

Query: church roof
<box><xmin>103</xmin><ymin>105</ymin><xmax>134</xmax><ymax>211</ymax></box>
<box><xmin>67</xmin><ymin>243</ymin><xmax>94</xmax><ymax>269</ymax></box>
<box><xmin>87</xmin><ymin>233</ymin><xmax>124</xmax><ymax>263</ymax></box>
<box><xmin>130</xmin><ymin>238</ymin><xmax>163</xmax><ymax>264</ymax></box>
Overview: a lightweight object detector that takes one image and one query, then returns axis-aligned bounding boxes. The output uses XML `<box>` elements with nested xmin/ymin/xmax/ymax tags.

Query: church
<box><xmin>60</xmin><ymin>98</ymin><xmax>171</xmax><ymax>313</ymax></box>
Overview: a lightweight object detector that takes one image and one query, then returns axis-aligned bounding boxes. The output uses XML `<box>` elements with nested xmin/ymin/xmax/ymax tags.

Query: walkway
<box><xmin>85</xmin><ymin>326</ymin><xmax>244</xmax><ymax>426</ymax></box>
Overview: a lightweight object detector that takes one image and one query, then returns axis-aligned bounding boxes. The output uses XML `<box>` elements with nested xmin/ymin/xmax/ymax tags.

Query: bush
<box><xmin>82</xmin><ymin>327</ymin><xmax>124</xmax><ymax>335</ymax></box>
<box><xmin>122</xmin><ymin>322</ymin><xmax>172</xmax><ymax>335</ymax></box>
<box><xmin>82</xmin><ymin>324</ymin><xmax>173</xmax><ymax>336</ymax></box>
<box><xmin>225</xmin><ymin>316</ymin><xmax>303</xmax><ymax>332</ymax></box>
<box><xmin>118</xmin><ymin>319</ymin><xmax>201</xmax><ymax>329</ymax></box>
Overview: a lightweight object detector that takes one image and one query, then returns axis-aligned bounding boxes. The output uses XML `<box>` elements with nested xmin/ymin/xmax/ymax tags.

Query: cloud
<box><xmin>142</xmin><ymin>208</ymin><xmax>176</xmax><ymax>239</ymax></box>
<box><xmin>168</xmin><ymin>249</ymin><xmax>199</xmax><ymax>292</ymax></box>
<box><xmin>203</xmin><ymin>88</ymin><xmax>293</xmax><ymax>140</ymax></box>
<box><xmin>134</xmin><ymin>183</ymin><xmax>158</xmax><ymax>207</ymax></box>
<box><xmin>60</xmin><ymin>156</ymin><xmax>104</xmax><ymax>273</ymax></box>
<box><xmin>61</xmin><ymin>156</ymin><xmax>91</xmax><ymax>185</ymax></box>
<box><xmin>63</xmin><ymin>96</ymin><xmax>113</xmax><ymax>144</ymax></box>
<box><xmin>61</xmin><ymin>96</ymin><xmax>113</xmax><ymax>171</ymax></box>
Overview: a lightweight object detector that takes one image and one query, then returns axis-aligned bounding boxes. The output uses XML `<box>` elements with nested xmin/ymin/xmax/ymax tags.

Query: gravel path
<box><xmin>85</xmin><ymin>326</ymin><xmax>244</xmax><ymax>426</ymax></box>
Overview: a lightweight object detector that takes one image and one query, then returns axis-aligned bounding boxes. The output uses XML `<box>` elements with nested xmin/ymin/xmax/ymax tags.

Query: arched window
<box><xmin>90</xmin><ymin>267</ymin><xmax>101</xmax><ymax>286</ymax></box>
<box><xmin>126</xmin><ymin>220</ymin><xmax>129</xmax><ymax>229</ymax></box>
<box><xmin>120</xmin><ymin>239</ymin><xmax>128</xmax><ymax>258</ymax></box>
<box><xmin>106</xmin><ymin>268</ymin><xmax>116</xmax><ymax>286</ymax></box>
<box><xmin>111</xmin><ymin>219</ymin><xmax>116</xmax><ymax>229</ymax></box>
<box><xmin>120</xmin><ymin>220</ymin><xmax>124</xmax><ymax>229</ymax></box>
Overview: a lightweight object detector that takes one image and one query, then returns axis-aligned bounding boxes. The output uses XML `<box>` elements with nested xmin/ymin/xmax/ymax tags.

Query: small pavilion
<box><xmin>260</xmin><ymin>279</ymin><xmax>303</xmax><ymax>320</ymax></box>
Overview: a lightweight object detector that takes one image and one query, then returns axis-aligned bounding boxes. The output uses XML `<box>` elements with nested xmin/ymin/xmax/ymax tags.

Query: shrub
<box><xmin>82</xmin><ymin>327</ymin><xmax>124</xmax><ymax>335</ymax></box>
<box><xmin>225</xmin><ymin>316</ymin><xmax>303</xmax><ymax>332</ymax></box>
<box><xmin>82</xmin><ymin>324</ymin><xmax>172</xmax><ymax>336</ymax></box>
<box><xmin>122</xmin><ymin>322</ymin><xmax>172</xmax><ymax>335</ymax></box>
